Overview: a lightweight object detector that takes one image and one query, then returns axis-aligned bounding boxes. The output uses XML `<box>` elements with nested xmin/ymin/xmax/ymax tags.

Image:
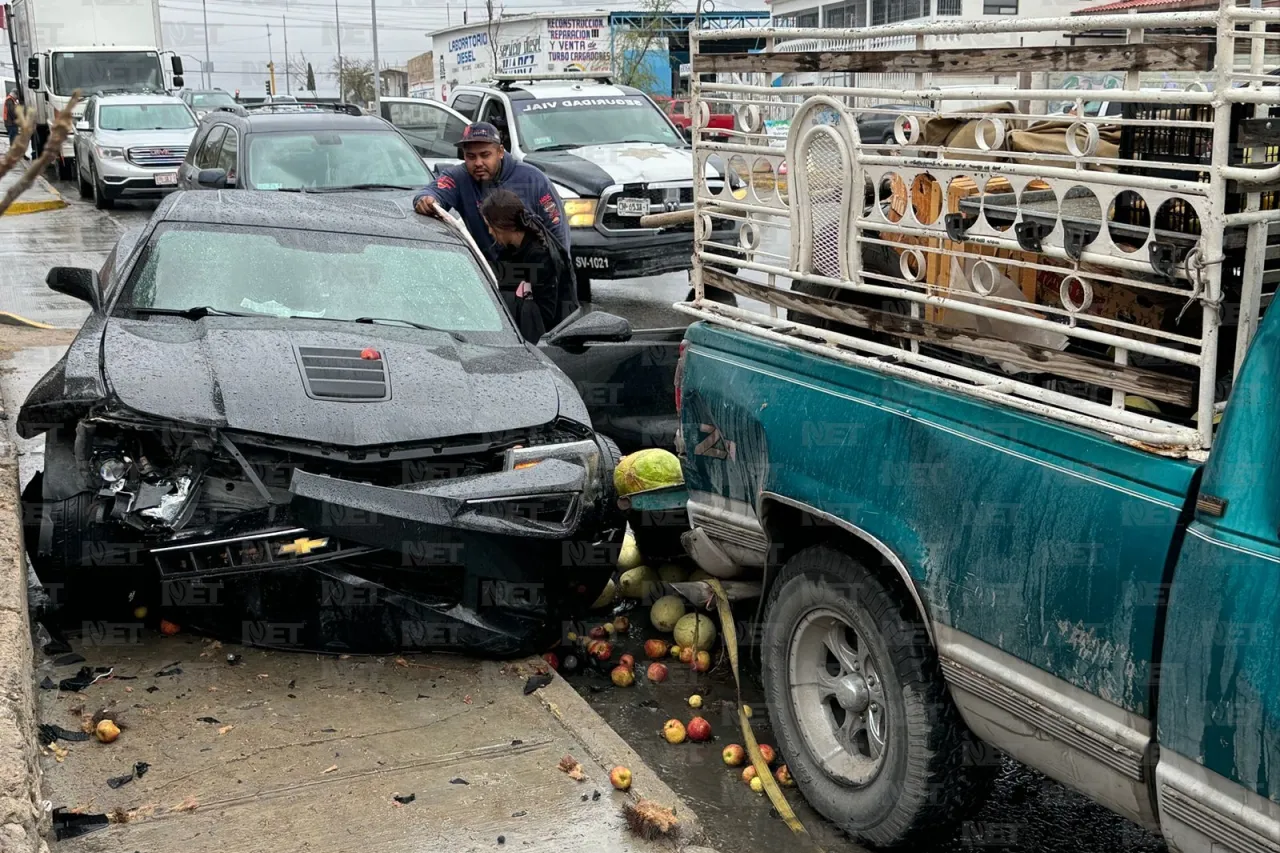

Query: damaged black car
<box><xmin>19</xmin><ymin>191</ymin><xmax>636</xmax><ymax>656</ymax></box>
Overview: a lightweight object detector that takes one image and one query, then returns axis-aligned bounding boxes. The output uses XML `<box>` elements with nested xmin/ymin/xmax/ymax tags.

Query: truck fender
<box><xmin>759</xmin><ymin>491</ymin><xmax>935</xmax><ymax>646</ymax></box>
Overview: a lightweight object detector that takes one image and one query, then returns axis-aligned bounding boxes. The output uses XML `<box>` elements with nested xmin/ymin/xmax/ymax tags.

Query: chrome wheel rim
<box><xmin>787</xmin><ymin>607</ymin><xmax>888</xmax><ymax>786</ymax></box>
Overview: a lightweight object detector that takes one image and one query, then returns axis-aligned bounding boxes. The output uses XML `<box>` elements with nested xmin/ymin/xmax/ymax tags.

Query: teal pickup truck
<box><xmin>673</xmin><ymin>5</ymin><xmax>1280</xmax><ymax>850</ymax></box>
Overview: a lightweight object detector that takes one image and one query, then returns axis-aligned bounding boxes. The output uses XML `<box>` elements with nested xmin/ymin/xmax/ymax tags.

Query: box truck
<box><xmin>5</xmin><ymin>0</ymin><xmax>183</xmax><ymax>178</ymax></box>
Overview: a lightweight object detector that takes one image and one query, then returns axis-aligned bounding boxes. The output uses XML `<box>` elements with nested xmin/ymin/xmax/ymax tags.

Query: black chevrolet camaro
<box><xmin>19</xmin><ymin>190</ymin><xmax>657</xmax><ymax>656</ymax></box>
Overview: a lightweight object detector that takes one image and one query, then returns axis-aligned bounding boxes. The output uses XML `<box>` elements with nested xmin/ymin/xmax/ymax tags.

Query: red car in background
<box><xmin>655</xmin><ymin>96</ymin><xmax>735</xmax><ymax>141</ymax></box>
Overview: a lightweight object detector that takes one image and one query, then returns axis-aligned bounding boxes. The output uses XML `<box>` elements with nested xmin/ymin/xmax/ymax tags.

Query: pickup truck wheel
<box><xmin>575</xmin><ymin>272</ymin><xmax>592</xmax><ymax>303</ymax></box>
<box><xmin>77</xmin><ymin>166</ymin><xmax>93</xmax><ymax>199</ymax></box>
<box><xmin>91</xmin><ymin>164</ymin><xmax>115</xmax><ymax>210</ymax></box>
<box><xmin>762</xmin><ymin>545</ymin><xmax>994</xmax><ymax>846</ymax></box>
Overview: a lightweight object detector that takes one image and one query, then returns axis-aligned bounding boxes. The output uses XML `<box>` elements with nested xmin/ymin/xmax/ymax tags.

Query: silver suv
<box><xmin>74</xmin><ymin>94</ymin><xmax>198</xmax><ymax>210</ymax></box>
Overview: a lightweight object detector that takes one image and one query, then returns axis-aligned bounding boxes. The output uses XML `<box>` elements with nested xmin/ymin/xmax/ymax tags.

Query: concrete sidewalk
<box><xmin>0</xmin><ymin>160</ymin><xmax>66</xmax><ymax>217</ymax></box>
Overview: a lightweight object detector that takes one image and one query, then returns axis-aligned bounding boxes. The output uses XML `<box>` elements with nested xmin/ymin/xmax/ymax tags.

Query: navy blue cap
<box><xmin>461</xmin><ymin>121</ymin><xmax>502</xmax><ymax>145</ymax></box>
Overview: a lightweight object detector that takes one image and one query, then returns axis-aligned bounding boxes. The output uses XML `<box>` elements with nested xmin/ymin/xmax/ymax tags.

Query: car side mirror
<box><xmin>197</xmin><ymin>168</ymin><xmax>228</xmax><ymax>189</ymax></box>
<box><xmin>27</xmin><ymin>77</ymin><xmax>40</xmax><ymax>92</ymax></box>
<box><xmin>75</xmin><ymin>120</ymin><xmax>89</xmax><ymax>132</ymax></box>
<box><xmin>46</xmin><ymin>267</ymin><xmax>101</xmax><ymax>311</ymax></box>
<box><xmin>172</xmin><ymin>75</ymin><xmax>184</xmax><ymax>89</ymax></box>
<box><xmin>171</xmin><ymin>56</ymin><xmax>184</xmax><ymax>75</ymax></box>
<box><xmin>545</xmin><ymin>311</ymin><xmax>632</xmax><ymax>347</ymax></box>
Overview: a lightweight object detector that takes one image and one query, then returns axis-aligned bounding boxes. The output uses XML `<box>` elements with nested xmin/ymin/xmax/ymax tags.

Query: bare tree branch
<box><xmin>0</xmin><ymin>93</ymin><xmax>81</xmax><ymax>217</ymax></box>
<box><xmin>0</xmin><ymin>107</ymin><xmax>37</xmax><ymax>182</ymax></box>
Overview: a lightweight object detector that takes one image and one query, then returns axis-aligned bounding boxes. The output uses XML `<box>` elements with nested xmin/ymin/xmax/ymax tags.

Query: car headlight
<box><xmin>504</xmin><ymin>439</ymin><xmax>604</xmax><ymax>503</ymax></box>
<box><xmin>95</xmin><ymin>145</ymin><xmax>125</xmax><ymax>160</ymax></box>
<box><xmin>563</xmin><ymin>198</ymin><xmax>598</xmax><ymax>229</ymax></box>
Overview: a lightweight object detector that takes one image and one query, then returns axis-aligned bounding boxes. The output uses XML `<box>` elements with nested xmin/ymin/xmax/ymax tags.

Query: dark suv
<box><xmin>178</xmin><ymin>106</ymin><xmax>432</xmax><ymax>194</ymax></box>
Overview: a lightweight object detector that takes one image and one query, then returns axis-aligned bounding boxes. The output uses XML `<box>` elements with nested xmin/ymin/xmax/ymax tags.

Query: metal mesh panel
<box><xmin>806</xmin><ymin>132</ymin><xmax>846</xmax><ymax>279</ymax></box>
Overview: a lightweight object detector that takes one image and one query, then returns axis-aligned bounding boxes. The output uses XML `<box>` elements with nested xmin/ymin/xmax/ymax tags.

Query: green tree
<box><xmin>614</xmin><ymin>0</ymin><xmax>672</xmax><ymax>93</ymax></box>
<box><xmin>332</xmin><ymin>57</ymin><xmax>375</xmax><ymax>103</ymax></box>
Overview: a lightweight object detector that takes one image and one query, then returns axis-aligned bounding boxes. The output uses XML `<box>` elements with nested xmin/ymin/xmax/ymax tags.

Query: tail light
<box><xmin>674</xmin><ymin>339</ymin><xmax>689</xmax><ymax>415</ymax></box>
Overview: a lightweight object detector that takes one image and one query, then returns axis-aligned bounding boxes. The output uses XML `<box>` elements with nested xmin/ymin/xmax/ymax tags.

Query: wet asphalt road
<box><xmin>5</xmin><ymin>180</ymin><xmax>1168</xmax><ymax>853</ymax></box>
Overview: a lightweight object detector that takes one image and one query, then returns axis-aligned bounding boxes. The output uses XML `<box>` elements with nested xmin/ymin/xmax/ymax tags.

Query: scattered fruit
<box><xmin>673</xmin><ymin>613</ymin><xmax>717</xmax><ymax>651</ymax></box>
<box><xmin>687</xmin><ymin>694</ymin><xmax>703</xmax><ymax>709</ymax></box>
<box><xmin>670</xmin><ymin>645</ymin><xmax>683</xmax><ymax>659</ymax></box>
<box><xmin>591</xmin><ymin>579</ymin><xmax>618</xmax><ymax>610</ymax></box>
<box><xmin>611</xmin><ymin>666</ymin><xmax>636</xmax><ymax>688</ymax></box>
<box><xmin>742</xmin><ymin>765</ymin><xmax>757</xmax><ymax>783</ymax></box>
<box><xmin>722</xmin><ymin>744</ymin><xmax>746</xmax><ymax>766</ymax></box>
<box><xmin>543</xmin><ymin>653</ymin><xmax>560</xmax><ymax>671</ymax></box>
<box><xmin>657</xmin><ymin>563</ymin><xmax>688</xmax><ymax>584</ymax></box>
<box><xmin>587</xmin><ymin>640</ymin><xmax>605</xmax><ymax>656</ymax></box>
<box><xmin>613</xmin><ymin>616</ymin><xmax>631</xmax><ymax>634</ymax></box>
<box><xmin>646</xmin><ymin>662</ymin><xmax>669</xmax><ymax>683</ymax></box>
<box><xmin>686</xmin><ymin>716</ymin><xmax>712</xmax><ymax>742</ymax></box>
<box><xmin>743</xmin><ymin>704</ymin><xmax>753</xmax><ymax>718</ymax></box>
<box><xmin>589</xmin><ymin>625</ymin><xmax>610</xmax><ymax>641</ymax></box>
<box><xmin>679</xmin><ymin>647</ymin><xmax>695</xmax><ymax>665</ymax></box>
<box><xmin>610</xmin><ymin>766</ymin><xmax>633</xmax><ymax>791</ymax></box>
<box><xmin>614</xmin><ymin>448</ymin><xmax>683</xmax><ymax>497</ymax></box>
<box><xmin>691</xmin><ymin>650</ymin><xmax>711</xmax><ymax>673</ymax></box>
<box><xmin>775</xmin><ymin>765</ymin><xmax>795</xmax><ymax>787</ymax></box>
<box><xmin>159</xmin><ymin>619</ymin><xmax>180</xmax><ymax>636</ymax></box>
<box><xmin>592</xmin><ymin>642</ymin><xmax>614</xmax><ymax>663</ymax></box>
<box><xmin>566</xmin><ymin>631</ymin><xmax>579</xmax><ymax>642</ymax></box>
<box><xmin>649</xmin><ymin>594</ymin><xmax>687</xmax><ymax>631</ymax></box>
<box><xmin>95</xmin><ymin>720</ymin><xmax>121</xmax><ymax>744</ymax></box>
<box><xmin>663</xmin><ymin>719</ymin><xmax>687</xmax><ymax>744</ymax></box>
<box><xmin>644</xmin><ymin>639</ymin><xmax>670</xmax><ymax>660</ymax></box>
<box><xmin>750</xmin><ymin>776</ymin><xmax>764</xmax><ymax>793</ymax></box>
<box><xmin>132</xmin><ymin>606</ymin><xmax>147</xmax><ymax>619</ymax></box>
<box><xmin>617</xmin><ymin>532</ymin><xmax>644</xmax><ymax>572</ymax></box>
<box><xmin>758</xmin><ymin>744</ymin><xmax>776</xmax><ymax>765</ymax></box>
<box><xmin>619</xmin><ymin>653</ymin><xmax>635</xmax><ymax>670</ymax></box>
<box><xmin>620</xmin><ymin>565</ymin><xmax>660</xmax><ymax>600</ymax></box>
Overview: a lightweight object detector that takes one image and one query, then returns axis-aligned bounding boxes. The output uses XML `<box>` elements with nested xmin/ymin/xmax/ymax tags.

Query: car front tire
<box><xmin>77</xmin><ymin>161</ymin><xmax>93</xmax><ymax>199</ymax></box>
<box><xmin>761</xmin><ymin>545</ymin><xmax>995</xmax><ymax>847</ymax></box>
<box><xmin>91</xmin><ymin>163</ymin><xmax>114</xmax><ymax>210</ymax></box>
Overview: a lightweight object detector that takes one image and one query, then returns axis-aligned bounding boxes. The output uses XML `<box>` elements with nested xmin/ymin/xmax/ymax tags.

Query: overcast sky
<box><xmin>52</xmin><ymin>0</ymin><xmax>764</xmax><ymax>97</ymax></box>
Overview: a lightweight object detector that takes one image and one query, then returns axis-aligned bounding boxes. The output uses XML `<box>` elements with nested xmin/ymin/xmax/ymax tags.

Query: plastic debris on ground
<box><xmin>523</xmin><ymin>673</ymin><xmax>553</xmax><ymax>694</ymax></box>
<box><xmin>52</xmin><ymin>808</ymin><xmax>110</xmax><ymax>840</ymax></box>
<box><xmin>38</xmin><ymin>723</ymin><xmax>90</xmax><ymax>744</ymax></box>
<box><xmin>392</xmin><ymin>793</ymin><xmax>416</xmax><ymax>805</ymax></box>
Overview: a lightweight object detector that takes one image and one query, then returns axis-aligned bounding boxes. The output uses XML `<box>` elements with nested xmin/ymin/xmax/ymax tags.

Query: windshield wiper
<box><xmin>353</xmin><ymin>316</ymin><xmax>467</xmax><ymax>342</ymax></box>
<box><xmin>530</xmin><ymin>143</ymin><xmax>583</xmax><ymax>152</ymax></box>
<box><xmin>134</xmin><ymin>306</ymin><xmax>248</xmax><ymax>320</ymax></box>
<box><xmin>307</xmin><ymin>183</ymin><xmax>421</xmax><ymax>193</ymax></box>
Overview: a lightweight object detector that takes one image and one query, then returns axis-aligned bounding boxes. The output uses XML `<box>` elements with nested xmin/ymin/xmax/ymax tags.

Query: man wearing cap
<box><xmin>414</xmin><ymin>121</ymin><xmax>570</xmax><ymax>263</ymax></box>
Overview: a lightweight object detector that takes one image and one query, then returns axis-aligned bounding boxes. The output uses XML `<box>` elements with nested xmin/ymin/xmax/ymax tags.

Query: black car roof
<box><xmin>156</xmin><ymin>191</ymin><xmax>466</xmax><ymax>246</ymax></box>
<box><xmin>209</xmin><ymin>111</ymin><xmax>391</xmax><ymax>133</ymax></box>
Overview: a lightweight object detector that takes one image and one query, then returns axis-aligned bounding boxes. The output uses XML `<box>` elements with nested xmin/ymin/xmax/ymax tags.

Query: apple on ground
<box><xmin>775</xmin><ymin>764</ymin><xmax>795</xmax><ymax>787</ymax></box>
<box><xmin>592</xmin><ymin>642</ymin><xmax>614</xmax><ymax>662</ymax></box>
<box><xmin>686</xmin><ymin>716</ymin><xmax>712</xmax><ymax>742</ymax></box>
<box><xmin>619</xmin><ymin>653</ymin><xmax>636</xmax><ymax>670</ymax></box>
<box><xmin>611</xmin><ymin>666</ymin><xmax>635</xmax><ymax>687</ymax></box>
<box><xmin>663</xmin><ymin>719</ymin><xmax>687</xmax><ymax>744</ymax></box>
<box><xmin>758</xmin><ymin>744</ymin><xmax>776</xmax><ymax>765</ymax></box>
<box><xmin>644</xmin><ymin>639</ymin><xmax>670</xmax><ymax>660</ymax></box>
<box><xmin>646</xmin><ymin>662</ymin><xmax>669</xmax><ymax>683</ymax></box>
<box><xmin>741</xmin><ymin>765</ymin><xmax>757</xmax><ymax>783</ymax></box>
<box><xmin>722</xmin><ymin>744</ymin><xmax>746</xmax><ymax>766</ymax></box>
<box><xmin>679</xmin><ymin>647</ymin><xmax>695</xmax><ymax>664</ymax></box>
<box><xmin>542</xmin><ymin>652</ymin><xmax>560</xmax><ymax>671</ymax></box>
<box><xmin>691</xmin><ymin>650</ymin><xmax>711</xmax><ymax>673</ymax></box>
<box><xmin>589</xmin><ymin>625</ymin><xmax>609</xmax><ymax>640</ymax></box>
<box><xmin>613</xmin><ymin>616</ymin><xmax>630</xmax><ymax>634</ymax></box>
<box><xmin>610</xmin><ymin>766</ymin><xmax>633</xmax><ymax>791</ymax></box>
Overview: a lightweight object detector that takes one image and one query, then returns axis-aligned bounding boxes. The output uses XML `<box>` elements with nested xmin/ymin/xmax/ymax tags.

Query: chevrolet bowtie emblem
<box><xmin>279</xmin><ymin>537</ymin><xmax>330</xmax><ymax>556</ymax></box>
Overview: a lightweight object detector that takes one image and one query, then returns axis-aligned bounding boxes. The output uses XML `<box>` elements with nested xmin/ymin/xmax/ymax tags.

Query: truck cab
<box><xmin>442</xmin><ymin>74</ymin><xmax>744</xmax><ymax>302</ymax></box>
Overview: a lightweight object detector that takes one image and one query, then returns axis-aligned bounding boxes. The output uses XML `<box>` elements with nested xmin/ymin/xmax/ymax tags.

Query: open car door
<box><xmin>381</xmin><ymin>98</ymin><xmax>467</xmax><ymax>176</ymax></box>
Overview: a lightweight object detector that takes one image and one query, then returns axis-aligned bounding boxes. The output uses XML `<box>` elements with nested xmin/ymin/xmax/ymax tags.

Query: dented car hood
<box><xmin>100</xmin><ymin>318</ymin><xmax>562</xmax><ymax>445</ymax></box>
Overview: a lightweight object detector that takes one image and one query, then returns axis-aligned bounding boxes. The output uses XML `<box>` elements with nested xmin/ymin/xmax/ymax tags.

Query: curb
<box><xmin>0</xmin><ymin>314</ymin><xmax>54</xmax><ymax>331</ymax></box>
<box><xmin>0</xmin><ymin>448</ymin><xmax>47</xmax><ymax>853</ymax></box>
<box><xmin>2</xmin><ymin>177</ymin><xmax>66</xmax><ymax>217</ymax></box>
<box><xmin>528</xmin><ymin>664</ymin><xmax>716</xmax><ymax>851</ymax></box>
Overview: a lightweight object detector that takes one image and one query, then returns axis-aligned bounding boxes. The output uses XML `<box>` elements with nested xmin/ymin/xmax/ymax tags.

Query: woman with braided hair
<box><xmin>479</xmin><ymin>189</ymin><xmax>579</xmax><ymax>343</ymax></box>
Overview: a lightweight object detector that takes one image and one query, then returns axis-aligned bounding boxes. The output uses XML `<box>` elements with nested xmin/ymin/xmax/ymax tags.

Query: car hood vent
<box><xmin>296</xmin><ymin>345</ymin><xmax>390</xmax><ymax>401</ymax></box>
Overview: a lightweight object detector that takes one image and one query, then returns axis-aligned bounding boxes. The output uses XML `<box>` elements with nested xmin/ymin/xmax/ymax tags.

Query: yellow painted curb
<box><xmin>3</xmin><ymin>197</ymin><xmax>66</xmax><ymax>216</ymax></box>
<box><xmin>0</xmin><ymin>311</ymin><xmax>55</xmax><ymax>329</ymax></box>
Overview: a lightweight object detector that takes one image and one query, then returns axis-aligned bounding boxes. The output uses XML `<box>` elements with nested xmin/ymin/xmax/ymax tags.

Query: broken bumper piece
<box><xmin>287</xmin><ymin>455</ymin><xmax>597</xmax><ymax>545</ymax></box>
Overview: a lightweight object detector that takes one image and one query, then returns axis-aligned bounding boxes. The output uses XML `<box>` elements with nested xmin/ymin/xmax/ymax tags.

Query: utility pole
<box><xmin>334</xmin><ymin>0</ymin><xmax>344</xmax><ymax>101</ymax></box>
<box><xmin>201</xmin><ymin>0</ymin><xmax>212</xmax><ymax>88</ymax></box>
<box><xmin>371</xmin><ymin>0</ymin><xmax>382</xmax><ymax>110</ymax></box>
<box><xmin>283</xmin><ymin>14</ymin><xmax>291</xmax><ymax>94</ymax></box>
<box><xmin>267</xmin><ymin>23</ymin><xmax>275</xmax><ymax>96</ymax></box>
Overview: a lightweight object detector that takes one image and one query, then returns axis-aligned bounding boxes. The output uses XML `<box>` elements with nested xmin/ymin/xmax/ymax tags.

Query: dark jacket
<box><xmin>491</xmin><ymin>221</ymin><xmax>578</xmax><ymax>344</ymax></box>
<box><xmin>3</xmin><ymin>94</ymin><xmax>18</xmax><ymax>128</ymax></box>
<box><xmin>414</xmin><ymin>155</ymin><xmax>571</xmax><ymax>264</ymax></box>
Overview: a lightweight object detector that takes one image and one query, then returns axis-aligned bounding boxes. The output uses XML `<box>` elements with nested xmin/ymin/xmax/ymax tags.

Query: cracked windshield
<box><xmin>246</xmin><ymin>130</ymin><xmax>431</xmax><ymax>190</ymax></box>
<box><xmin>125</xmin><ymin>224</ymin><xmax>507</xmax><ymax>333</ymax></box>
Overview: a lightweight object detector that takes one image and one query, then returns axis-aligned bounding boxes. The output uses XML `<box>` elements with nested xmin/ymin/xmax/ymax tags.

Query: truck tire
<box><xmin>761</xmin><ymin>545</ymin><xmax>995</xmax><ymax>847</ymax></box>
<box><xmin>575</xmin><ymin>271</ymin><xmax>592</xmax><ymax>304</ymax></box>
<box><xmin>77</xmin><ymin>165</ymin><xmax>92</xmax><ymax>199</ymax></box>
<box><xmin>91</xmin><ymin>163</ymin><xmax>114</xmax><ymax>210</ymax></box>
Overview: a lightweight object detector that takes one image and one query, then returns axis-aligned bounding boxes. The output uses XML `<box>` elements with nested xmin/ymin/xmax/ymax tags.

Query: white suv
<box><xmin>74</xmin><ymin>94</ymin><xmax>197</xmax><ymax>209</ymax></box>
